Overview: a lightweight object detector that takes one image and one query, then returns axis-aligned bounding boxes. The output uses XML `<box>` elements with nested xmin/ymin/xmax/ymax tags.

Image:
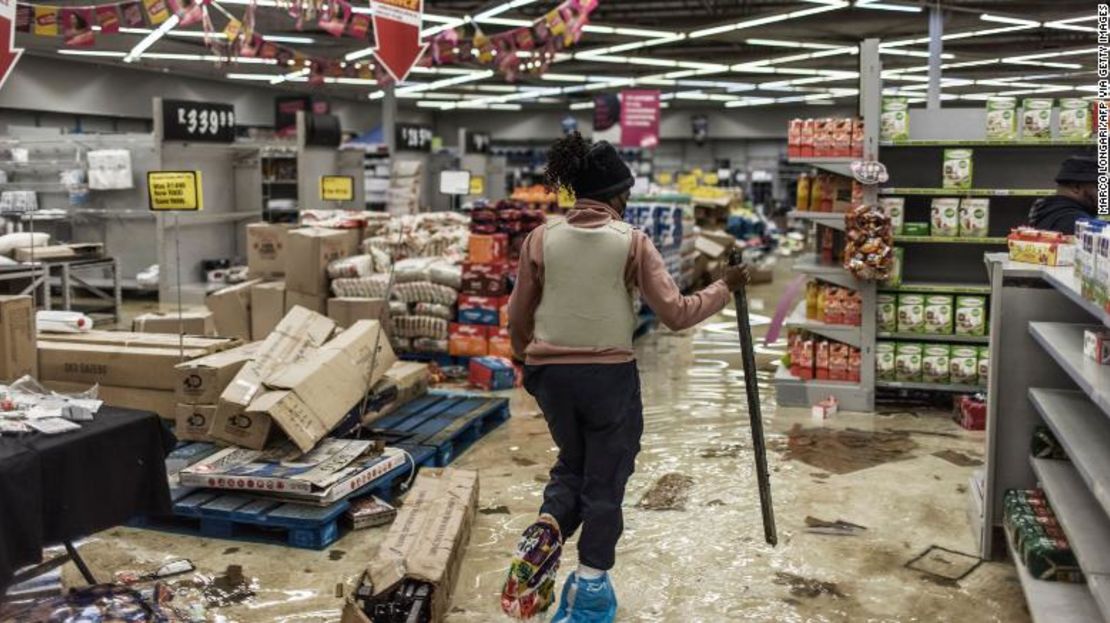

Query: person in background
<box><xmin>1028</xmin><ymin>155</ymin><xmax>1099</xmax><ymax>233</ymax></box>
<box><xmin>499</xmin><ymin>131</ymin><xmax>749</xmax><ymax>622</ymax></box>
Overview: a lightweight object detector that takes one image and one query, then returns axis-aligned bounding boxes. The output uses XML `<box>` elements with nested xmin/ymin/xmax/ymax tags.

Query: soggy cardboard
<box><xmin>206</xmin><ymin>279</ymin><xmax>264</xmax><ymax>341</ymax></box>
<box><xmin>132</xmin><ymin>310</ymin><xmax>215</xmax><ymax>336</ymax></box>
<box><xmin>251</xmin><ymin>281</ymin><xmax>286</xmax><ymax>339</ymax></box>
<box><xmin>174</xmin><ymin>342</ymin><xmax>259</xmax><ymax>405</ymax></box>
<box><xmin>285</xmin><ymin>228</ymin><xmax>360</xmax><ymax>296</ymax></box>
<box><xmin>0</xmin><ymin>295</ymin><xmax>36</xmax><ymax>381</ymax></box>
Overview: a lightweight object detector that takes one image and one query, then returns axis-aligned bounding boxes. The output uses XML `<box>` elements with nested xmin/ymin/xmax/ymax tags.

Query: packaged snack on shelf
<box><xmin>468</xmin><ymin>233</ymin><xmax>508</xmax><ymax>264</ymax></box>
<box><xmin>800</xmin><ymin>119</ymin><xmax>815</xmax><ymax>157</ymax></box>
<box><xmin>877</xmin><ymin>293</ymin><xmax>897</xmax><ymax>333</ymax></box>
<box><xmin>848</xmin><ymin>347</ymin><xmax>861</xmax><ymax>382</ymax></box>
<box><xmin>788</xmin><ymin>119</ymin><xmax>803</xmax><ymax>158</ymax></box>
<box><xmin>796</xmin><ymin>336</ymin><xmax>815</xmax><ymax>380</ymax></box>
<box><xmin>977</xmin><ymin>345</ymin><xmax>990</xmax><ymax>381</ymax></box>
<box><xmin>880</xmin><ymin>97</ymin><xmax>909</xmax><ymax>142</ymax></box>
<box><xmin>823</xmin><ymin>287</ymin><xmax>844</xmax><ymax>325</ymax></box>
<box><xmin>985</xmin><ymin>97</ymin><xmax>1018</xmax><ymax>140</ymax></box>
<box><xmin>895</xmin><ymin>342</ymin><xmax>923</xmax><ymax>382</ymax></box>
<box><xmin>843</xmin><ymin>291</ymin><xmax>861</xmax><ymax>326</ymax></box>
<box><xmin>884</xmin><ymin>247</ymin><xmax>904</xmax><ymax>287</ymax></box>
<box><xmin>795</xmin><ymin>174</ymin><xmax>811</xmax><ymax>212</ymax></box>
<box><xmin>876</xmin><ymin>342</ymin><xmax>896</xmax><ymax>381</ymax></box>
<box><xmin>880</xmin><ymin>197</ymin><xmax>905</xmax><ymax>235</ymax></box>
<box><xmin>1082</xmin><ymin>328</ymin><xmax>1110</xmax><ymax>364</ymax></box>
<box><xmin>1059</xmin><ymin>98</ymin><xmax>1092</xmax><ymax>140</ymax></box>
<box><xmin>930</xmin><ymin>199</ymin><xmax>960</xmax><ymax>237</ymax></box>
<box><xmin>458</xmin><ymin>294</ymin><xmax>500</xmax><ymax>326</ymax></box>
<box><xmin>851</xmin><ymin>118</ymin><xmax>864</xmax><ymax>158</ymax></box>
<box><xmin>902</xmin><ymin>222</ymin><xmax>929</xmax><ymax>236</ymax></box>
<box><xmin>922</xmin><ymin>344</ymin><xmax>950</xmax><ymax>384</ymax></box>
<box><xmin>1021</xmin><ymin>98</ymin><xmax>1053</xmax><ymax>140</ymax></box>
<box><xmin>949</xmin><ymin>346</ymin><xmax>979</xmax><ymax>385</ymax></box>
<box><xmin>828</xmin><ymin>343</ymin><xmax>849</xmax><ymax>381</ymax></box>
<box><xmin>1007</xmin><ymin>227</ymin><xmax>1076</xmax><ymax>266</ymax></box>
<box><xmin>924</xmin><ymin>294</ymin><xmax>954</xmax><ymax>334</ymax></box>
<box><xmin>805</xmin><ymin>281</ymin><xmax>820</xmax><ymax>320</ymax></box>
<box><xmin>942</xmin><ymin>149</ymin><xmax>974</xmax><ymax>190</ymax></box>
<box><xmin>813</xmin><ymin>118</ymin><xmax>832</xmax><ymax>157</ymax></box>
<box><xmin>488</xmin><ymin>327</ymin><xmax>512</xmax><ymax>359</ymax></box>
<box><xmin>955</xmin><ymin>296</ymin><xmax>988</xmax><ymax>336</ymax></box>
<box><xmin>832</xmin><ymin>118</ymin><xmax>853</xmax><ymax>157</ymax></box>
<box><xmin>959</xmin><ymin>198</ymin><xmax>990</xmax><ymax>237</ymax></box>
<box><xmin>815</xmin><ymin>339</ymin><xmax>830</xmax><ymax>380</ymax></box>
<box><xmin>897</xmin><ymin>294</ymin><xmax>925</xmax><ymax>333</ymax></box>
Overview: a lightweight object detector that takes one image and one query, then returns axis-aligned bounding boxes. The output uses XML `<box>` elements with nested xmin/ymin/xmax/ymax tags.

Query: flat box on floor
<box><xmin>244</xmin><ymin>320</ymin><xmax>396</xmax><ymax>453</ymax></box>
<box><xmin>175</xmin><ymin>403</ymin><xmax>217</xmax><ymax>441</ymax></box>
<box><xmin>468</xmin><ymin>356</ymin><xmax>515</xmax><ymax>391</ymax></box>
<box><xmin>285</xmin><ymin>228</ymin><xmax>360</xmax><ymax>296</ymax></box>
<box><xmin>206</xmin><ymin>279</ymin><xmax>264</xmax><ymax>341</ymax></box>
<box><xmin>208</xmin><ymin>306</ymin><xmax>336</xmax><ymax>449</ymax></box>
<box><xmin>174</xmin><ymin>342</ymin><xmax>259</xmax><ymax>405</ymax></box>
<box><xmin>250</xmin><ymin>282</ymin><xmax>286</xmax><ymax>339</ymax></box>
<box><xmin>38</xmin><ymin>341</ymin><xmax>212</xmax><ymax>391</ymax></box>
<box><xmin>0</xmin><ymin>295</ymin><xmax>36</xmax><ymax>382</ymax></box>
<box><xmin>246</xmin><ymin>222</ymin><xmax>296</xmax><ymax>278</ymax></box>
<box><xmin>132</xmin><ymin>310</ymin><xmax>215</xmax><ymax>336</ymax></box>
<box><xmin>327</xmin><ymin>297</ymin><xmax>389</xmax><ymax>330</ymax></box>
<box><xmin>44</xmin><ymin>381</ymin><xmax>178</xmax><ymax>420</ymax></box>
<box><xmin>343</xmin><ymin>468</ymin><xmax>479</xmax><ymax>623</ymax></box>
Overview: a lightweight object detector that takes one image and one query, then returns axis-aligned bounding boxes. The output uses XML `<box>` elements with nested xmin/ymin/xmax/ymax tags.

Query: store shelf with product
<box><xmin>1027</xmin><ymin>389</ymin><xmax>1110</xmax><ymax>521</ymax></box>
<box><xmin>875</xmin><ymin>380</ymin><xmax>985</xmax><ymax>393</ymax></box>
<box><xmin>792</xmin><ymin>211</ymin><xmax>846</xmax><ymax>231</ymax></box>
<box><xmin>877</xmin><ymin>332</ymin><xmax>988</xmax><ymax>344</ymax></box>
<box><xmin>1003</xmin><ymin>524</ymin><xmax>1103</xmax><ymax>623</ymax></box>
<box><xmin>880</xmin><ymin>188</ymin><xmax>1055</xmax><ymax>197</ymax></box>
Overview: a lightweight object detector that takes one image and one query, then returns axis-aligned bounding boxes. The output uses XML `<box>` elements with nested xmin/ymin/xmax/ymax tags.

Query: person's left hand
<box><xmin>719</xmin><ymin>264</ymin><xmax>751</xmax><ymax>291</ymax></box>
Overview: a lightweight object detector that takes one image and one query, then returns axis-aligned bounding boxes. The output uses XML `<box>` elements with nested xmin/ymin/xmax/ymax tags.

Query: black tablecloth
<box><xmin>0</xmin><ymin>407</ymin><xmax>175</xmax><ymax>593</ymax></box>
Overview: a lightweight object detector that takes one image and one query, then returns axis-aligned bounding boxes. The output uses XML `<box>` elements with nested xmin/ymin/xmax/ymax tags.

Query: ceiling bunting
<box><xmin>142</xmin><ymin>0</ymin><xmax>171</xmax><ymax>25</ymax></box>
<box><xmin>95</xmin><ymin>5</ymin><xmax>122</xmax><ymax>34</ymax></box>
<box><xmin>33</xmin><ymin>6</ymin><xmax>60</xmax><ymax>36</ymax></box>
<box><xmin>120</xmin><ymin>1</ymin><xmax>145</xmax><ymax>28</ymax></box>
<box><xmin>168</xmin><ymin>0</ymin><xmax>207</xmax><ymax>27</ymax></box>
<box><xmin>14</xmin><ymin>5</ymin><xmax>31</xmax><ymax>33</ymax></box>
<box><xmin>61</xmin><ymin>7</ymin><xmax>95</xmax><ymax>47</ymax></box>
<box><xmin>317</xmin><ymin>0</ymin><xmax>350</xmax><ymax>37</ymax></box>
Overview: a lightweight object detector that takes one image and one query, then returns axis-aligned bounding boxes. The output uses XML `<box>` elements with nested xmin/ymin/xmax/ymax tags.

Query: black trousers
<box><xmin>523</xmin><ymin>361</ymin><xmax>643</xmax><ymax>571</ymax></box>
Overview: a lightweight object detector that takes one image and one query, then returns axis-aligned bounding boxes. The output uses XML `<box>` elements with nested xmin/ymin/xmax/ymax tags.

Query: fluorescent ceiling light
<box><xmin>746</xmin><ymin>38</ymin><xmax>840</xmax><ymax>49</ymax></box>
<box><xmin>58</xmin><ymin>50</ymin><xmax>127</xmax><ymax>58</ymax></box>
<box><xmin>124</xmin><ymin>13</ymin><xmax>179</xmax><ymax>62</ymax></box>
<box><xmin>228</xmin><ymin>72</ymin><xmax>282</xmax><ymax>80</ymax></box>
<box><xmin>1007</xmin><ymin>60</ymin><xmax>1083</xmax><ymax>69</ymax></box>
<box><xmin>856</xmin><ymin>0</ymin><xmax>921</xmax><ymax>12</ymax></box>
<box><xmin>979</xmin><ymin>13</ymin><xmax>1040</xmax><ymax>27</ymax></box>
<box><xmin>1044</xmin><ymin>15</ymin><xmax>1096</xmax><ymax>33</ymax></box>
<box><xmin>477</xmin><ymin>17</ymin><xmax>532</xmax><ymax>27</ymax></box>
<box><xmin>569</xmin><ymin>101</ymin><xmax>594</xmax><ymax>110</ymax></box>
<box><xmin>689</xmin><ymin>2</ymin><xmax>848</xmax><ymax>39</ymax></box>
<box><xmin>397</xmin><ymin>70</ymin><xmax>493</xmax><ymax>94</ymax></box>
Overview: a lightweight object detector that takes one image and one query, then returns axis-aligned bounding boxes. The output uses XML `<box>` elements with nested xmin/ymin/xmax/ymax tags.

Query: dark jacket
<box><xmin>1028</xmin><ymin>195</ymin><xmax>1097</xmax><ymax>234</ymax></box>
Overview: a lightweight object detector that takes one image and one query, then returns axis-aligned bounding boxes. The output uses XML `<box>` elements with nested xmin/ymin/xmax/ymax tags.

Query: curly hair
<box><xmin>543</xmin><ymin>131</ymin><xmax>590</xmax><ymax>193</ymax></box>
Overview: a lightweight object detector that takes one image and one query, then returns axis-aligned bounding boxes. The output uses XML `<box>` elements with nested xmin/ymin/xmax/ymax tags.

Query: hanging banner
<box><xmin>620</xmin><ymin>89</ymin><xmax>660</xmax><ymax>149</ymax></box>
<box><xmin>0</xmin><ymin>0</ymin><xmax>24</xmax><ymax>91</ymax></box>
<box><xmin>371</xmin><ymin>0</ymin><xmax>427</xmax><ymax>82</ymax></box>
<box><xmin>148</xmin><ymin>171</ymin><xmax>203</xmax><ymax>211</ymax></box>
<box><xmin>593</xmin><ymin>93</ymin><xmax>620</xmax><ymax>132</ymax></box>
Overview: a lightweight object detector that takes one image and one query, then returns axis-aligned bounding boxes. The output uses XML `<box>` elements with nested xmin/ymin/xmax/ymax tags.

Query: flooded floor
<box><xmin>35</xmin><ymin>266</ymin><xmax>1028</xmax><ymax>622</ymax></box>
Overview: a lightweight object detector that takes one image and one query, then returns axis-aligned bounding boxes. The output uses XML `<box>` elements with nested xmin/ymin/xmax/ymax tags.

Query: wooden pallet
<box><xmin>367</xmin><ymin>391</ymin><xmax>510</xmax><ymax>467</ymax></box>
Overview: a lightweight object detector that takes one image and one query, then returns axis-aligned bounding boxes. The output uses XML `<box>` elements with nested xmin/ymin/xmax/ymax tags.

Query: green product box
<box><xmin>897</xmin><ymin>294</ymin><xmax>925</xmax><ymax>334</ymax></box>
<box><xmin>877</xmin><ymin>294</ymin><xmax>897</xmax><ymax>333</ymax></box>
<box><xmin>985</xmin><ymin>97</ymin><xmax>1018</xmax><ymax>140</ymax></box>
<box><xmin>930</xmin><ymin>199</ymin><xmax>960</xmax><ymax>237</ymax></box>
<box><xmin>903</xmin><ymin>222</ymin><xmax>931</xmax><ymax>236</ymax></box>
<box><xmin>924</xmin><ymin>295</ymin><xmax>954</xmax><ymax>334</ymax></box>
<box><xmin>876</xmin><ymin>342</ymin><xmax>896</xmax><ymax>381</ymax></box>
<box><xmin>977</xmin><ymin>345</ymin><xmax>990</xmax><ymax>383</ymax></box>
<box><xmin>1021</xmin><ymin>98</ymin><xmax>1053</xmax><ymax>140</ymax></box>
<box><xmin>881</xmin><ymin>197</ymin><xmax>905</xmax><ymax>235</ymax></box>
<box><xmin>884</xmin><ymin>247</ymin><xmax>904</xmax><ymax>287</ymax></box>
<box><xmin>949</xmin><ymin>346</ymin><xmax>978</xmax><ymax>385</ymax></box>
<box><xmin>955</xmin><ymin>296</ymin><xmax>987</xmax><ymax>336</ymax></box>
<box><xmin>943</xmin><ymin>149</ymin><xmax>974</xmax><ymax>190</ymax></box>
<box><xmin>1059</xmin><ymin>98</ymin><xmax>1092</xmax><ymax>140</ymax></box>
<box><xmin>922</xmin><ymin>344</ymin><xmax>950</xmax><ymax>384</ymax></box>
<box><xmin>881</xmin><ymin>97</ymin><xmax>910</xmax><ymax>142</ymax></box>
<box><xmin>895</xmin><ymin>342</ymin><xmax>922</xmax><ymax>382</ymax></box>
<box><xmin>959</xmin><ymin>198</ymin><xmax>990</xmax><ymax>237</ymax></box>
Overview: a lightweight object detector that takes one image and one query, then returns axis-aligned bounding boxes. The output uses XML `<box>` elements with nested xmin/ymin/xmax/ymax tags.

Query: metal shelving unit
<box><xmin>893</xmin><ymin>235</ymin><xmax>1007</xmax><ymax>245</ymax></box>
<box><xmin>876</xmin><ymin>380</ymin><xmax>985</xmax><ymax>393</ymax></box>
<box><xmin>791</xmin><ymin>211</ymin><xmax>846</xmax><ymax>231</ymax></box>
<box><xmin>785</xmin><ymin>301</ymin><xmax>861</xmax><ymax>348</ymax></box>
<box><xmin>877</xmin><ymin>331</ymin><xmax>988</xmax><ymax>344</ymax></box>
<box><xmin>880</xmin><ymin>188</ymin><xmax>1054</xmax><ymax>197</ymax></box>
<box><xmin>786</xmin><ymin>157</ymin><xmax>852</xmax><ymax>177</ymax></box>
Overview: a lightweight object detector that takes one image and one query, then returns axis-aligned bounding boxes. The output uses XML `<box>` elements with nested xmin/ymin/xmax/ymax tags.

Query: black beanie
<box><xmin>1056</xmin><ymin>155</ymin><xmax>1098</xmax><ymax>184</ymax></box>
<box><xmin>573</xmin><ymin>141</ymin><xmax>634</xmax><ymax>200</ymax></box>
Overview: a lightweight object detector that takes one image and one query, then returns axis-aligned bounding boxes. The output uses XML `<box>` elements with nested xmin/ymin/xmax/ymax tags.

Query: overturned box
<box><xmin>174</xmin><ymin>342</ymin><xmax>259</xmax><ymax>405</ymax></box>
<box><xmin>343</xmin><ymin>468</ymin><xmax>479</xmax><ymax>623</ymax></box>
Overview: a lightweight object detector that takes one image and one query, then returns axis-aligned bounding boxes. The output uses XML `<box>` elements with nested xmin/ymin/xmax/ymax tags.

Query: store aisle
<box><xmin>61</xmin><ymin>264</ymin><xmax>1028</xmax><ymax>623</ymax></box>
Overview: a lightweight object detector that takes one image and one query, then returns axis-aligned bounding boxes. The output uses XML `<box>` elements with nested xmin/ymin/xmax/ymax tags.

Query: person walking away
<box><xmin>1028</xmin><ymin>155</ymin><xmax>1099</xmax><ymax>233</ymax></box>
<box><xmin>499</xmin><ymin>132</ymin><xmax>750</xmax><ymax>622</ymax></box>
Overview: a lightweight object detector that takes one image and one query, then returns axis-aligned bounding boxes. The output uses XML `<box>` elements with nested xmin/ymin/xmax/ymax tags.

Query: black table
<box><xmin>0</xmin><ymin>407</ymin><xmax>175</xmax><ymax>594</ymax></box>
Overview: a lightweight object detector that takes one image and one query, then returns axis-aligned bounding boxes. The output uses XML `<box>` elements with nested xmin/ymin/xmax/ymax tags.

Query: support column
<box><xmin>382</xmin><ymin>84</ymin><xmax>397</xmax><ymax>153</ymax></box>
<box><xmin>927</xmin><ymin>6</ymin><xmax>943</xmax><ymax>110</ymax></box>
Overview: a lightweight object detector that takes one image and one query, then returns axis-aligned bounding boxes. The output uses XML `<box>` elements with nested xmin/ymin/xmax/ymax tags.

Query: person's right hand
<box><xmin>721</xmin><ymin>264</ymin><xmax>750</xmax><ymax>291</ymax></box>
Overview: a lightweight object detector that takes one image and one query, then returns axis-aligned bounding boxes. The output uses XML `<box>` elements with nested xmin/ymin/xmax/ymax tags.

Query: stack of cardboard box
<box><xmin>173</xmin><ymin>342</ymin><xmax>259</xmax><ymax>441</ymax></box>
<box><xmin>450</xmin><ymin>237</ymin><xmax>511</xmax><ymax>358</ymax></box>
<box><xmin>132</xmin><ymin>310</ymin><xmax>216</xmax><ymax>336</ymax></box>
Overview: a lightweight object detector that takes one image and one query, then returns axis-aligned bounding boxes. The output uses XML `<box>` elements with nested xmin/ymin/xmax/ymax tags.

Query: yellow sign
<box><xmin>469</xmin><ymin>176</ymin><xmax>485</xmax><ymax>196</ymax></box>
<box><xmin>320</xmin><ymin>176</ymin><xmax>354</xmax><ymax>201</ymax></box>
<box><xmin>147</xmin><ymin>171</ymin><xmax>203</xmax><ymax>211</ymax></box>
<box><xmin>656</xmin><ymin>171</ymin><xmax>674</xmax><ymax>185</ymax></box>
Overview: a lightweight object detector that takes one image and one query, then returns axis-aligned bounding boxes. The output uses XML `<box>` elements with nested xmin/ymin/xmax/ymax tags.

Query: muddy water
<box><xmin>60</xmin><ymin>270</ymin><xmax>1028</xmax><ymax>623</ymax></box>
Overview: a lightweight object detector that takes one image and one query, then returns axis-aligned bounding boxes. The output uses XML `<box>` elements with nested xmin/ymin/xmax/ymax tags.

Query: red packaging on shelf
<box><xmin>829</xmin><ymin>343</ymin><xmax>849</xmax><ymax>381</ymax></box>
<box><xmin>815</xmin><ymin>339</ymin><xmax>830</xmax><ymax>380</ymax></box>
<box><xmin>848</xmin><ymin>347</ymin><xmax>861</xmax><ymax>382</ymax></box>
<box><xmin>461</xmin><ymin>261</ymin><xmax>510</xmax><ymax>297</ymax></box>
<box><xmin>468</xmin><ymin>233</ymin><xmax>508</xmax><ymax>264</ymax></box>
<box><xmin>797</xmin><ymin>337</ymin><xmax>815</xmax><ymax>380</ymax></box>
<box><xmin>448</xmin><ymin>323</ymin><xmax>490</xmax><ymax>357</ymax></box>
<box><xmin>488</xmin><ymin>327</ymin><xmax>512</xmax><ymax>359</ymax></box>
<box><xmin>800</xmin><ymin>119</ymin><xmax>815</xmax><ymax>158</ymax></box>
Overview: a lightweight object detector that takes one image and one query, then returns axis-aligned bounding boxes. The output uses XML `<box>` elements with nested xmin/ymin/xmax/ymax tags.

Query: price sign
<box><xmin>466</xmin><ymin>131</ymin><xmax>491</xmax><ymax>154</ymax></box>
<box><xmin>163</xmin><ymin>100</ymin><xmax>236</xmax><ymax>143</ymax></box>
<box><xmin>395</xmin><ymin>123</ymin><xmax>433</xmax><ymax>152</ymax></box>
<box><xmin>320</xmin><ymin>176</ymin><xmax>355</xmax><ymax>201</ymax></box>
<box><xmin>148</xmin><ymin>171</ymin><xmax>203</xmax><ymax>211</ymax></box>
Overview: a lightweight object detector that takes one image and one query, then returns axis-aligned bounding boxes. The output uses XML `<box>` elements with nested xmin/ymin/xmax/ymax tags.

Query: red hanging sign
<box><xmin>371</xmin><ymin>0</ymin><xmax>427</xmax><ymax>82</ymax></box>
<box><xmin>0</xmin><ymin>0</ymin><xmax>24</xmax><ymax>92</ymax></box>
<box><xmin>620</xmin><ymin>89</ymin><xmax>661</xmax><ymax>149</ymax></box>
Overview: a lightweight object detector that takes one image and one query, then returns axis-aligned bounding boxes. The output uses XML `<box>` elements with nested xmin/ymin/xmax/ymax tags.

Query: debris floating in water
<box><xmin>638</xmin><ymin>473</ymin><xmax>695</xmax><ymax>510</ymax></box>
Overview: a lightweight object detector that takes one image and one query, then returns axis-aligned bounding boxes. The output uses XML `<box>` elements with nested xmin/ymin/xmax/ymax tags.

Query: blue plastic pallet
<box><xmin>368</xmin><ymin>391</ymin><xmax>510</xmax><ymax>467</ymax></box>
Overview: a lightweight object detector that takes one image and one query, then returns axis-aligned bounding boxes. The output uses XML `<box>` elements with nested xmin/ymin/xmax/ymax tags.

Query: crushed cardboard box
<box><xmin>245</xmin><ymin>319</ymin><xmax>396</xmax><ymax>453</ymax></box>
<box><xmin>206</xmin><ymin>279</ymin><xmax>264</xmax><ymax>341</ymax></box>
<box><xmin>132</xmin><ymin>310</ymin><xmax>215</xmax><ymax>336</ymax></box>
<box><xmin>174</xmin><ymin>342</ymin><xmax>259</xmax><ymax>405</ymax></box>
<box><xmin>362</xmin><ymin>361</ymin><xmax>430</xmax><ymax>425</ymax></box>
<box><xmin>251</xmin><ymin>282</ymin><xmax>286</xmax><ymax>339</ymax></box>
<box><xmin>208</xmin><ymin>306</ymin><xmax>336</xmax><ymax>449</ymax></box>
<box><xmin>343</xmin><ymin>468</ymin><xmax>479</xmax><ymax>623</ymax></box>
<box><xmin>0</xmin><ymin>295</ymin><xmax>36</xmax><ymax>382</ymax></box>
<box><xmin>36</xmin><ymin>331</ymin><xmax>239</xmax><ymax>352</ymax></box>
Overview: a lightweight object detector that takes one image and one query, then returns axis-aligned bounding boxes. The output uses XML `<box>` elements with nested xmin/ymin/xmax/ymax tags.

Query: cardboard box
<box><xmin>1083</xmin><ymin>329</ymin><xmax>1110</xmax><ymax>364</ymax></box>
<box><xmin>251</xmin><ymin>282</ymin><xmax>286</xmax><ymax>339</ymax></box>
<box><xmin>38</xmin><ymin>341</ymin><xmax>210</xmax><ymax>390</ymax></box>
<box><xmin>362</xmin><ymin>361</ymin><xmax>431</xmax><ymax>425</ymax></box>
<box><xmin>467</xmin><ymin>233</ymin><xmax>508</xmax><ymax>264</ymax></box>
<box><xmin>328</xmin><ymin>297</ymin><xmax>389</xmax><ymax>330</ymax></box>
<box><xmin>461</xmin><ymin>262</ymin><xmax>509</xmax><ymax>297</ymax></box>
<box><xmin>175</xmin><ymin>403</ymin><xmax>217</xmax><ymax>441</ymax></box>
<box><xmin>247</xmin><ymin>222</ymin><xmax>294</xmax><ymax>278</ymax></box>
<box><xmin>343</xmin><ymin>468</ymin><xmax>479</xmax><ymax>623</ymax></box>
<box><xmin>13</xmin><ymin>243</ymin><xmax>102</xmax><ymax>262</ymax></box>
<box><xmin>286</xmin><ymin>290</ymin><xmax>329</xmax><ymax>314</ymax></box>
<box><xmin>132</xmin><ymin>310</ymin><xmax>215</xmax><ymax>336</ymax></box>
<box><xmin>43</xmin><ymin>381</ymin><xmax>178</xmax><ymax>419</ymax></box>
<box><xmin>469</xmin><ymin>356</ymin><xmax>515</xmax><ymax>391</ymax></box>
<box><xmin>207</xmin><ymin>279</ymin><xmax>264</xmax><ymax>341</ymax></box>
<box><xmin>36</xmin><ymin>331</ymin><xmax>237</xmax><ymax>352</ymax></box>
<box><xmin>488</xmin><ymin>327</ymin><xmax>512</xmax><ymax>359</ymax></box>
<box><xmin>0</xmin><ymin>295</ymin><xmax>36</xmax><ymax>381</ymax></box>
<box><xmin>449</xmin><ymin>323</ymin><xmax>489</xmax><ymax>357</ymax></box>
<box><xmin>244</xmin><ymin>320</ymin><xmax>397</xmax><ymax>452</ymax></box>
<box><xmin>286</xmin><ymin>228</ymin><xmax>359</xmax><ymax>296</ymax></box>
<box><xmin>174</xmin><ymin>342</ymin><xmax>259</xmax><ymax>405</ymax></box>
<box><xmin>208</xmin><ymin>307</ymin><xmax>336</xmax><ymax>448</ymax></box>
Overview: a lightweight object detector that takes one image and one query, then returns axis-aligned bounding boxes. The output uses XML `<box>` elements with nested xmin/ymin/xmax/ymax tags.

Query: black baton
<box><xmin>729</xmin><ymin>249</ymin><xmax>777</xmax><ymax>546</ymax></box>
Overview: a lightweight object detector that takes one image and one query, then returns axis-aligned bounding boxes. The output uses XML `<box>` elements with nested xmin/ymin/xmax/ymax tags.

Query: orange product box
<box><xmin>815</xmin><ymin>340</ymin><xmax>830</xmax><ymax>380</ymax></box>
<box><xmin>449</xmin><ymin>323</ymin><xmax>490</xmax><ymax>357</ymax></box>
<box><xmin>833</xmin><ymin>118</ymin><xmax>853</xmax><ymax>158</ymax></box>
<box><xmin>829</xmin><ymin>343</ymin><xmax>850</xmax><ymax>381</ymax></box>
<box><xmin>800</xmin><ymin>119</ymin><xmax>815</xmax><ymax>158</ymax></box>
<box><xmin>851</xmin><ymin>118</ymin><xmax>864</xmax><ymax>158</ymax></box>
<box><xmin>812</xmin><ymin>118</ymin><xmax>829</xmax><ymax>157</ymax></box>
<box><xmin>848</xmin><ymin>347</ymin><xmax>861</xmax><ymax>382</ymax></box>
<box><xmin>499</xmin><ymin>296</ymin><xmax>510</xmax><ymax>328</ymax></box>
<box><xmin>788</xmin><ymin>119</ymin><xmax>803</xmax><ymax>158</ymax></box>
<box><xmin>468</xmin><ymin>233</ymin><xmax>509</xmax><ymax>264</ymax></box>
<box><xmin>488</xmin><ymin>327</ymin><xmax>512</xmax><ymax>359</ymax></box>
